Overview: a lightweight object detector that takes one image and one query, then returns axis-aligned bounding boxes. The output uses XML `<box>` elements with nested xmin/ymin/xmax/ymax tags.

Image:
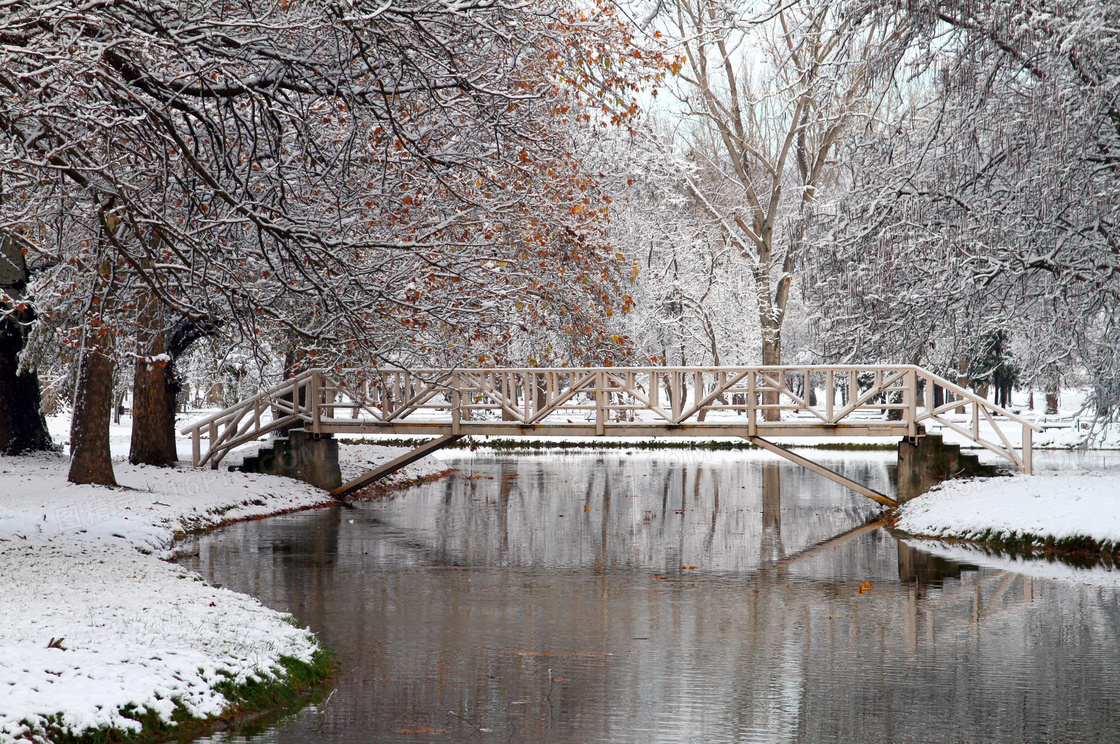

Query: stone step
<box><xmin>228</xmin><ymin>438</ymin><xmax>287</xmax><ymax>474</ymax></box>
<box><xmin>225</xmin><ymin>430</ymin><xmax>340</xmax><ymax>490</ymax></box>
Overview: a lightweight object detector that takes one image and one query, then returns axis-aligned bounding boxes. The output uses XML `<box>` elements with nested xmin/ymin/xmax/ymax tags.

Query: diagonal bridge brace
<box><xmin>746</xmin><ymin>436</ymin><xmax>898</xmax><ymax>507</ymax></box>
<box><xmin>330</xmin><ymin>434</ymin><xmax>462</xmax><ymax>500</ymax></box>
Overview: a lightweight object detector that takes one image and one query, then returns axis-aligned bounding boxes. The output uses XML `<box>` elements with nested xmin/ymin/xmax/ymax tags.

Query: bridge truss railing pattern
<box><xmin>183</xmin><ymin>365</ymin><xmax>1041</xmax><ymax>473</ymax></box>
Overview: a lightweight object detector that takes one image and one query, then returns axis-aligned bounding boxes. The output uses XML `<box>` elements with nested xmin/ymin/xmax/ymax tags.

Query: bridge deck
<box><xmin>182</xmin><ymin>365</ymin><xmax>1041</xmax><ymax>503</ymax></box>
<box><xmin>312</xmin><ymin>420</ymin><xmax>912</xmax><ymax>438</ymax></box>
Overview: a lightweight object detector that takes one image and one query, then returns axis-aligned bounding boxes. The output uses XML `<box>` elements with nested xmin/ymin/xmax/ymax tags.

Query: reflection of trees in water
<box><xmin>183</xmin><ymin>456</ymin><xmax>1120</xmax><ymax>744</ymax></box>
<box><xmin>761</xmin><ymin>463</ymin><xmax>783</xmax><ymax>563</ymax></box>
<box><xmin>373</xmin><ymin>453</ymin><xmax>889</xmax><ymax>574</ymax></box>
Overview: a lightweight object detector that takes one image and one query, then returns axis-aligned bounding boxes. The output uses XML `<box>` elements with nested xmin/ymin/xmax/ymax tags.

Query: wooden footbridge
<box><xmin>183</xmin><ymin>365</ymin><xmax>1040</xmax><ymax>506</ymax></box>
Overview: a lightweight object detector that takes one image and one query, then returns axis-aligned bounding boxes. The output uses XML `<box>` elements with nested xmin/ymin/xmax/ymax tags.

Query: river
<box><xmin>182</xmin><ymin>449</ymin><xmax>1120</xmax><ymax>743</ymax></box>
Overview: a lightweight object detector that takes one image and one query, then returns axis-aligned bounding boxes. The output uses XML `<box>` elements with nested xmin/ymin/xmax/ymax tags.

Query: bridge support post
<box><xmin>747</xmin><ymin>436</ymin><xmax>897</xmax><ymax>507</ymax></box>
<box><xmin>330</xmin><ymin>434</ymin><xmax>462</xmax><ymax>499</ymax></box>
<box><xmin>896</xmin><ymin>434</ymin><xmax>1000</xmax><ymax>503</ymax></box>
<box><xmin>247</xmin><ymin>429</ymin><xmax>341</xmax><ymax>491</ymax></box>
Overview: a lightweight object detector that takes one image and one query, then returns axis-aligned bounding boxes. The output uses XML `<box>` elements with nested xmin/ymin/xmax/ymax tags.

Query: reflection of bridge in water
<box><xmin>184</xmin><ymin>365</ymin><xmax>1042</xmax><ymax>504</ymax></box>
<box><xmin>362</xmin><ymin>452</ymin><xmax>963</xmax><ymax>584</ymax></box>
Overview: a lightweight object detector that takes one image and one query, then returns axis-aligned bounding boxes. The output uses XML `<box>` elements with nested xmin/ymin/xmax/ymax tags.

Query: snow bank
<box><xmin>0</xmin><ymin>535</ymin><xmax>317</xmax><ymax>739</ymax></box>
<box><xmin>895</xmin><ymin>470</ymin><xmax>1120</xmax><ymax>545</ymax></box>
<box><xmin>0</xmin><ymin>446</ymin><xmax>447</xmax><ymax>743</ymax></box>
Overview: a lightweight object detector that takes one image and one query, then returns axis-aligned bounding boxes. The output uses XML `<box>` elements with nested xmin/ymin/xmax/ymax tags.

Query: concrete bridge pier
<box><xmin>896</xmin><ymin>433</ymin><xmax>1001</xmax><ymax>503</ymax></box>
<box><xmin>238</xmin><ymin>430</ymin><xmax>342</xmax><ymax>491</ymax></box>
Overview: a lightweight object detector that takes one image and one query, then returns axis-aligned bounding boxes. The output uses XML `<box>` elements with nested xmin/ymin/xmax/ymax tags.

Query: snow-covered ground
<box><xmin>1</xmin><ymin>396</ymin><xmax>1117</xmax><ymax>743</ymax></box>
<box><xmin>891</xmin><ymin>391</ymin><xmax>1120</xmax><ymax>570</ymax></box>
<box><xmin>0</xmin><ymin>420</ymin><xmax>448</xmax><ymax>744</ymax></box>
<box><xmin>895</xmin><ymin>469</ymin><xmax>1120</xmax><ymax>547</ymax></box>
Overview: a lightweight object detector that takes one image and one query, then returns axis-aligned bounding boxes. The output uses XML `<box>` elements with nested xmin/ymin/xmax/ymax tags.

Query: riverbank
<box><xmin>3</xmin><ymin>425</ymin><xmax>1118</xmax><ymax>743</ymax></box>
<box><xmin>0</xmin><ymin>446</ymin><xmax>447</xmax><ymax>744</ymax></box>
<box><xmin>894</xmin><ymin>469</ymin><xmax>1120</xmax><ymax>565</ymax></box>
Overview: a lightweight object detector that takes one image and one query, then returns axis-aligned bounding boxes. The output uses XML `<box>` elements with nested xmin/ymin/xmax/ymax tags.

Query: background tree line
<box><xmin>607</xmin><ymin>0</ymin><xmax>1117</xmax><ymax>424</ymax></box>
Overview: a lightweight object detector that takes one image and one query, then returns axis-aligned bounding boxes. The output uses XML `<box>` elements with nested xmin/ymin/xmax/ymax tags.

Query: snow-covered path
<box><xmin>0</xmin><ymin>446</ymin><xmax>446</xmax><ymax>743</ymax></box>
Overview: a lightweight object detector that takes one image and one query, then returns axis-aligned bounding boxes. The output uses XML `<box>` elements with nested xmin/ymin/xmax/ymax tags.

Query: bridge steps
<box><xmin>229</xmin><ymin>430</ymin><xmax>341</xmax><ymax>491</ymax></box>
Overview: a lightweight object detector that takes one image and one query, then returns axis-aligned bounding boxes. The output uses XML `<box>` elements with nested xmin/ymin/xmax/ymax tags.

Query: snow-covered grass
<box><xmin>895</xmin><ymin>470</ymin><xmax>1120</xmax><ymax>565</ymax></box>
<box><xmin>0</xmin><ymin>431</ymin><xmax>448</xmax><ymax>744</ymax></box>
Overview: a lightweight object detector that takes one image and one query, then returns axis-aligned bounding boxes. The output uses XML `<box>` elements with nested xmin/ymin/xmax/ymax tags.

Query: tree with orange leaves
<box><xmin>1</xmin><ymin>0</ymin><xmax>669</xmax><ymax>483</ymax></box>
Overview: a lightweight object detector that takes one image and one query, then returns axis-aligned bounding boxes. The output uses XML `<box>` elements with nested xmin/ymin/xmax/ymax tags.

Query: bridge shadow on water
<box><xmin>182</xmin><ymin>451</ymin><xmax>1120</xmax><ymax>744</ymax></box>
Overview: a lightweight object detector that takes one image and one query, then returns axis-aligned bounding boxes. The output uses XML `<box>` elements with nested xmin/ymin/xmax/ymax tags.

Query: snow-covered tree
<box><xmin>0</xmin><ymin>0</ymin><xmax>667</xmax><ymax>483</ymax></box>
<box><xmin>803</xmin><ymin>0</ymin><xmax>1120</xmax><ymax>418</ymax></box>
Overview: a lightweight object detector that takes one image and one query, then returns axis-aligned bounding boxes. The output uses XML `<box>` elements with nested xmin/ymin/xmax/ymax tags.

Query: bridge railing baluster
<box><xmin>972</xmin><ymin>396</ymin><xmax>980</xmax><ymax>441</ymax></box>
<box><xmin>182</xmin><ymin>364</ymin><xmax>1040</xmax><ymax>475</ymax></box>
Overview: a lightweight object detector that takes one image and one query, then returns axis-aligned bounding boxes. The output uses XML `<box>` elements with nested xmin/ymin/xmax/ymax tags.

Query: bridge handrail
<box><xmin>179</xmin><ymin>369</ymin><xmax>324</xmax><ymax>468</ymax></box>
<box><xmin>327</xmin><ymin>364</ymin><xmax>1041</xmax><ymax>427</ymax></box>
<box><xmin>910</xmin><ymin>367</ymin><xmax>1042</xmax><ymax>432</ymax></box>
<box><xmin>180</xmin><ymin>369</ymin><xmax>319</xmax><ymax>432</ymax></box>
<box><xmin>180</xmin><ymin>365</ymin><xmax>1040</xmax><ymax>474</ymax></box>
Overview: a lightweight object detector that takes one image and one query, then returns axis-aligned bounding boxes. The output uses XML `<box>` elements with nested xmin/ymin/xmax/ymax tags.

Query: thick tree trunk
<box><xmin>69</xmin><ymin>328</ymin><xmax>116</xmax><ymax>486</ymax></box>
<box><xmin>0</xmin><ymin>311</ymin><xmax>52</xmax><ymax>454</ymax></box>
<box><xmin>130</xmin><ymin>290</ymin><xmax>177</xmax><ymax>466</ymax></box>
<box><xmin>130</xmin><ymin>355</ymin><xmax>178</xmax><ymax>465</ymax></box>
<box><xmin>70</xmin><ymin>214</ymin><xmax>118</xmax><ymax>486</ymax></box>
<box><xmin>0</xmin><ymin>235</ymin><xmax>53</xmax><ymax>454</ymax></box>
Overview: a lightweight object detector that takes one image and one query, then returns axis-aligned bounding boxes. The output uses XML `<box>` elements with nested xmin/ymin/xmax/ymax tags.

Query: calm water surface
<box><xmin>183</xmin><ymin>450</ymin><xmax>1120</xmax><ymax>744</ymax></box>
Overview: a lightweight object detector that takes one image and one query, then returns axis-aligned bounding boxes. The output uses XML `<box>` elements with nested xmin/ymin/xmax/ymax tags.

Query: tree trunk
<box><xmin>1045</xmin><ymin>386</ymin><xmax>1059</xmax><ymax>415</ymax></box>
<box><xmin>70</xmin><ymin>214</ymin><xmax>118</xmax><ymax>487</ymax></box>
<box><xmin>130</xmin><ymin>354</ymin><xmax>178</xmax><ymax>465</ymax></box>
<box><xmin>760</xmin><ymin>319</ymin><xmax>781</xmax><ymax>421</ymax></box>
<box><xmin>0</xmin><ymin>311</ymin><xmax>52</xmax><ymax>454</ymax></box>
<box><xmin>163</xmin><ymin>367</ymin><xmax>182</xmax><ymax>448</ymax></box>
<box><xmin>0</xmin><ymin>235</ymin><xmax>52</xmax><ymax>454</ymax></box>
<box><xmin>954</xmin><ymin>359</ymin><xmax>969</xmax><ymax>413</ymax></box>
<box><xmin>69</xmin><ymin>327</ymin><xmax>116</xmax><ymax>486</ymax></box>
<box><xmin>130</xmin><ymin>293</ymin><xmax>177</xmax><ymax>466</ymax></box>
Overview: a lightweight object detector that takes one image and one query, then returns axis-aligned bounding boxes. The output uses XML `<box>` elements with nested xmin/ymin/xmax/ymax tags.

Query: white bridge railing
<box><xmin>183</xmin><ymin>365</ymin><xmax>1040</xmax><ymax>473</ymax></box>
